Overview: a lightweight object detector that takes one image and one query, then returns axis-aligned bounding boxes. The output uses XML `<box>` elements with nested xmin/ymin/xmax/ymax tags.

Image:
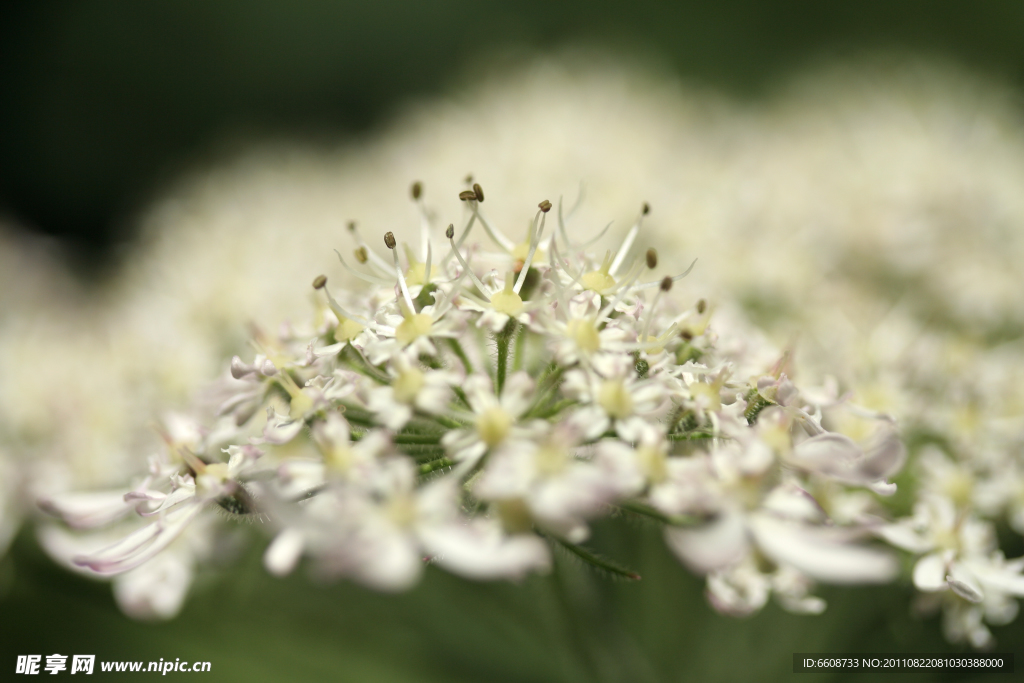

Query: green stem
<box><xmin>495</xmin><ymin>319</ymin><xmax>518</xmax><ymax>396</ymax></box>
<box><xmin>394</xmin><ymin>432</ymin><xmax>443</xmax><ymax>445</ymax></box>
<box><xmin>616</xmin><ymin>501</ymin><xmax>704</xmax><ymax>526</ymax></box>
<box><xmin>342</xmin><ymin>345</ymin><xmax>390</xmax><ymax>384</ymax></box>
<box><xmin>446</xmin><ymin>338</ymin><xmax>474</xmax><ymax>375</ymax></box>
<box><xmin>399</xmin><ymin>446</ymin><xmax>448</xmax><ymax>461</ymax></box>
<box><xmin>339</xmin><ymin>404</ymin><xmax>377</xmax><ymax>427</ymax></box>
<box><xmin>419</xmin><ymin>457</ymin><xmax>454</xmax><ymax>475</ymax></box>
<box><xmin>513</xmin><ymin>325</ymin><xmax>527</xmax><ymax>372</ymax></box>
<box><xmin>666</xmin><ymin>431</ymin><xmax>716</xmax><ymax>441</ymax></box>
<box><xmin>547</xmin><ymin>534</ymin><xmax>641</xmax><ymax>581</ymax></box>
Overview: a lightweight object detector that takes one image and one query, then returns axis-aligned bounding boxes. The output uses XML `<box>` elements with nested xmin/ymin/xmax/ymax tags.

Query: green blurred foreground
<box><xmin>2</xmin><ymin>519</ymin><xmax>1020</xmax><ymax>682</ymax></box>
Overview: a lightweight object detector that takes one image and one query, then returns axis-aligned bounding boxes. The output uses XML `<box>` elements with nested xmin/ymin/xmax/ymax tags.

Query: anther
<box><xmin>459</xmin><ymin>190</ymin><xmax>478</xmax><ymax>201</ymax></box>
<box><xmin>464</xmin><ymin>173</ymin><xmax>474</xmax><ymax>184</ymax></box>
<box><xmin>411</xmin><ymin>181</ymin><xmax>423</xmax><ymax>200</ymax></box>
<box><xmin>642</xmin><ymin>202</ymin><xmax>651</xmax><ymax>215</ymax></box>
<box><xmin>697</xmin><ymin>299</ymin><xmax>707</xmax><ymax>314</ymax></box>
<box><xmin>538</xmin><ymin>200</ymin><xmax>552</xmax><ymax>213</ymax></box>
<box><xmin>384</xmin><ymin>232</ymin><xmax>397</xmax><ymax>250</ymax></box>
<box><xmin>347</xmin><ymin>220</ymin><xmax>357</xmax><ymax>232</ymax></box>
<box><xmin>354</xmin><ymin>247</ymin><xmax>368</xmax><ymax>264</ymax></box>
<box><xmin>446</xmin><ymin>224</ymin><xmax>455</xmax><ymax>239</ymax></box>
<box><xmin>646</xmin><ymin>248</ymin><xmax>658</xmax><ymax>269</ymax></box>
<box><xmin>660</xmin><ymin>275</ymin><xmax>673</xmax><ymax>292</ymax></box>
<box><xmin>312</xmin><ymin>275</ymin><xmax>327</xmax><ymax>290</ymax></box>
<box><xmin>472</xmin><ymin>183</ymin><xmax>485</xmax><ymax>202</ymax></box>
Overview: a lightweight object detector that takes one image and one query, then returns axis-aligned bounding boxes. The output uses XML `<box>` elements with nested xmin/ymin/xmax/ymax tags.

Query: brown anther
<box><xmin>459</xmin><ymin>190</ymin><xmax>478</xmax><ymax>201</ymax></box>
<box><xmin>646</xmin><ymin>248</ymin><xmax>658</xmax><ymax>269</ymax></box>
<box><xmin>312</xmin><ymin>275</ymin><xmax>327</xmax><ymax>290</ymax></box>
<box><xmin>696</xmin><ymin>299</ymin><xmax>707</xmax><ymax>314</ymax></box>
<box><xmin>681</xmin><ymin>330</ymin><xmax>694</xmax><ymax>341</ymax></box>
<box><xmin>472</xmin><ymin>183</ymin><xmax>485</xmax><ymax>202</ymax></box>
<box><xmin>464</xmin><ymin>173</ymin><xmax>474</xmax><ymax>184</ymax></box>
<box><xmin>642</xmin><ymin>202</ymin><xmax>651</xmax><ymax>215</ymax></box>
<box><xmin>384</xmin><ymin>232</ymin><xmax>397</xmax><ymax>250</ymax></box>
<box><xmin>660</xmin><ymin>275</ymin><xmax>673</xmax><ymax>292</ymax></box>
<box><xmin>347</xmin><ymin>220</ymin><xmax>357</xmax><ymax>232</ymax></box>
<box><xmin>354</xmin><ymin>246</ymin><xmax>368</xmax><ymax>264</ymax></box>
<box><xmin>411</xmin><ymin>181</ymin><xmax>423</xmax><ymax>200</ymax></box>
<box><xmin>445</xmin><ymin>224</ymin><xmax>455</xmax><ymax>239</ymax></box>
<box><xmin>538</xmin><ymin>199</ymin><xmax>552</xmax><ymax>213</ymax></box>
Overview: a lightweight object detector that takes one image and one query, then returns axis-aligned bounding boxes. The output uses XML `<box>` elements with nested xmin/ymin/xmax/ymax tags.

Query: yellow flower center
<box><xmin>490</xmin><ymin>290</ymin><xmax>524</xmax><ymax>316</ymax></box>
<box><xmin>496</xmin><ymin>498</ymin><xmax>533</xmax><ymax>534</ymax></box>
<box><xmin>535</xmin><ymin>444</ymin><xmax>569</xmax><ymax>477</ymax></box>
<box><xmin>393</xmin><ymin>367</ymin><xmax>425</xmax><ymax>404</ymax></box>
<box><xmin>396</xmin><ymin>313</ymin><xmax>433</xmax><ymax>345</ymax></box>
<box><xmin>477</xmin><ymin>407</ymin><xmax>512</xmax><ymax>447</ymax></box>
<box><xmin>324</xmin><ymin>444</ymin><xmax>355</xmax><ymax>473</ymax></box>
<box><xmin>335</xmin><ymin>318</ymin><xmax>365</xmax><ymax>342</ymax></box>
<box><xmin>598</xmin><ymin>379</ymin><xmax>634</xmax><ymax>419</ymax></box>
<box><xmin>637</xmin><ymin>445</ymin><xmax>668</xmax><ymax>484</ymax></box>
<box><xmin>567</xmin><ymin>318</ymin><xmax>600</xmax><ymax>354</ymax></box>
<box><xmin>689</xmin><ymin>380</ymin><xmax>722</xmax><ymax>413</ymax></box>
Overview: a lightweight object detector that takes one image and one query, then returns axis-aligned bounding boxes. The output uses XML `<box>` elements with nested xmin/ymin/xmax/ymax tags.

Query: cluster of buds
<box><xmin>42</xmin><ymin>181</ymin><xmax>955</xmax><ymax>621</ymax></box>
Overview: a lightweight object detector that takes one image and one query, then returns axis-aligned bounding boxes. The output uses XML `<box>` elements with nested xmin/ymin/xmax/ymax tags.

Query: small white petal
<box><xmin>913</xmin><ymin>553</ymin><xmax>948</xmax><ymax>592</ymax></box>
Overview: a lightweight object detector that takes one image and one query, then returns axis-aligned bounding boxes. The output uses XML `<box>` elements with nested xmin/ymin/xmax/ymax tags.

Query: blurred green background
<box><xmin>4</xmin><ymin>2</ymin><xmax>1024</xmax><ymax>680</ymax></box>
<box><xmin>5</xmin><ymin>1</ymin><xmax>1024</xmax><ymax>269</ymax></box>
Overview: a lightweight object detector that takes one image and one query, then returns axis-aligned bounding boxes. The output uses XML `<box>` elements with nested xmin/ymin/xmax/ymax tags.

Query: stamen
<box><xmin>633</xmin><ymin>258</ymin><xmax>698</xmax><ymax>290</ymax></box>
<box><xmin>469</xmin><ymin>195</ymin><xmax>516</xmax><ymax>254</ymax></box>
<box><xmin>579</xmin><ymin>221</ymin><xmax>614</xmax><ymax>249</ymax></box>
<box><xmin>473</xmin><ymin>183</ymin><xmax>485</xmax><ymax>202</ymax></box>
<box><xmin>423</xmin><ymin>239</ymin><xmax>433</xmax><ymax>286</ymax></box>
<box><xmin>640</xmin><ymin>276</ymin><xmax>673</xmax><ymax>342</ymax></box>
<box><xmin>513</xmin><ymin>207</ymin><xmax>546</xmax><ymax>294</ymax></box>
<box><xmin>411</xmin><ymin>181</ymin><xmax>431</xmax><ymax>261</ymax></box>
<box><xmin>597</xmin><ymin>259</ymin><xmax>646</xmax><ymax>323</ymax></box>
<box><xmin>447</xmin><ymin>230</ymin><xmax>492</xmax><ymax>296</ymax></box>
<box><xmin>646</xmin><ymin>249</ymin><xmax>658</xmax><ymax>269</ymax></box>
<box><xmin>438</xmin><ymin>213</ymin><xmax>478</xmax><ymax>271</ymax></box>
<box><xmin>347</xmin><ymin>220</ymin><xmax>395</xmax><ymax>274</ymax></box>
<box><xmin>555</xmin><ymin>184</ymin><xmax>585</xmax><ymax>250</ymax></box>
<box><xmin>609</xmin><ymin>203</ymin><xmax>649</xmax><ymax>277</ymax></box>
<box><xmin>312</xmin><ymin>275</ymin><xmax>327</xmax><ymax>290</ymax></box>
<box><xmin>334</xmin><ymin>249</ymin><xmax>391</xmax><ymax>286</ymax></box>
<box><xmin>319</xmin><ymin>283</ymin><xmax>371</xmax><ymax>326</ymax></box>
<box><xmin>386</xmin><ymin>232</ymin><xmax>418</xmax><ymax>313</ymax></box>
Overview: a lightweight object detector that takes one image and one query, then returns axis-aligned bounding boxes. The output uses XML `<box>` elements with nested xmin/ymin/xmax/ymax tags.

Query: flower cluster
<box><xmin>42</xmin><ymin>184</ymin><xmax>917</xmax><ymax>619</ymax></box>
